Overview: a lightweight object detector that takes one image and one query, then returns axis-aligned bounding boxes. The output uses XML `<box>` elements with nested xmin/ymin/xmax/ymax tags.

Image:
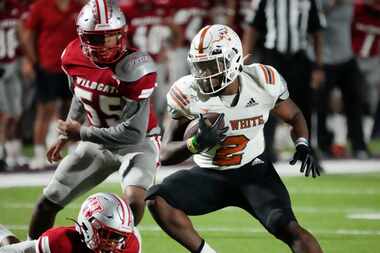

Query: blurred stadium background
<box><xmin>0</xmin><ymin>0</ymin><xmax>380</xmax><ymax>252</ymax></box>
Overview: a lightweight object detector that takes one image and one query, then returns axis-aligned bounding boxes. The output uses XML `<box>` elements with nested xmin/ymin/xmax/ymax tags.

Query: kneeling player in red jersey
<box><xmin>0</xmin><ymin>192</ymin><xmax>141</xmax><ymax>253</ymax></box>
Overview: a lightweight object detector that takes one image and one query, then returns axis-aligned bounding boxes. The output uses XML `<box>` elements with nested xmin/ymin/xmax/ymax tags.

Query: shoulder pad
<box><xmin>243</xmin><ymin>63</ymin><xmax>289</xmax><ymax>99</ymax></box>
<box><xmin>115</xmin><ymin>51</ymin><xmax>157</xmax><ymax>82</ymax></box>
<box><xmin>166</xmin><ymin>75</ymin><xmax>195</xmax><ymax>120</ymax></box>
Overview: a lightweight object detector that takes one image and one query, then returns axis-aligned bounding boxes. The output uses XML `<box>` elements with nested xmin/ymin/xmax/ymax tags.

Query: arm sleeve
<box><xmin>0</xmin><ymin>240</ymin><xmax>37</xmax><ymax>253</ymax></box>
<box><xmin>79</xmin><ymin>99</ymin><xmax>149</xmax><ymax>146</ymax></box>
<box><xmin>249</xmin><ymin>0</ymin><xmax>267</xmax><ymax>32</ymax></box>
<box><xmin>308</xmin><ymin>0</ymin><xmax>326</xmax><ymax>33</ymax></box>
<box><xmin>65</xmin><ymin>95</ymin><xmax>86</xmax><ymax>123</ymax></box>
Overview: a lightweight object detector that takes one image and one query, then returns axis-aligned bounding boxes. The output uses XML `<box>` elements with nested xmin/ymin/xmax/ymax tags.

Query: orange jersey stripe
<box><xmin>259</xmin><ymin>64</ymin><xmax>270</xmax><ymax>83</ymax></box>
<box><xmin>169</xmin><ymin>90</ymin><xmax>186</xmax><ymax>110</ymax></box>
<box><xmin>267</xmin><ymin>66</ymin><xmax>276</xmax><ymax>84</ymax></box>
<box><xmin>173</xmin><ymin>86</ymin><xmax>190</xmax><ymax>104</ymax></box>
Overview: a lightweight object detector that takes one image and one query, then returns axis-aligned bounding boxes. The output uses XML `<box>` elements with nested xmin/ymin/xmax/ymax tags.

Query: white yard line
<box><xmin>347</xmin><ymin>213</ymin><xmax>380</xmax><ymax>220</ymax></box>
<box><xmin>2</xmin><ymin>204</ymin><xmax>380</xmax><ymax>215</ymax></box>
<box><xmin>3</xmin><ymin>224</ymin><xmax>380</xmax><ymax>236</ymax></box>
<box><xmin>1</xmin><ymin>159</ymin><xmax>380</xmax><ymax>188</ymax></box>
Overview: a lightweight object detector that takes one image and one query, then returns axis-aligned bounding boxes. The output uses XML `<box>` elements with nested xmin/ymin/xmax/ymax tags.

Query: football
<box><xmin>183</xmin><ymin>113</ymin><xmax>224</xmax><ymax>140</ymax></box>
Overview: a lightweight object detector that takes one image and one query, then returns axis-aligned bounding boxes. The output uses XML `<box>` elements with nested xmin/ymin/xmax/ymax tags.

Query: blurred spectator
<box><xmin>119</xmin><ymin>0</ymin><xmax>182</xmax><ymax>126</ymax></box>
<box><xmin>21</xmin><ymin>0</ymin><xmax>84</xmax><ymax>169</ymax></box>
<box><xmin>169</xmin><ymin>0</ymin><xmax>210</xmax><ymax>86</ymax></box>
<box><xmin>316</xmin><ymin>0</ymin><xmax>369</xmax><ymax>158</ymax></box>
<box><xmin>208</xmin><ymin>0</ymin><xmax>237</xmax><ymax>26</ymax></box>
<box><xmin>352</xmin><ymin>0</ymin><xmax>380</xmax><ymax>139</ymax></box>
<box><xmin>243</xmin><ymin>0</ymin><xmax>326</xmax><ymax>162</ymax></box>
<box><xmin>0</xmin><ymin>0</ymin><xmax>29</xmax><ymax>171</ymax></box>
<box><xmin>225</xmin><ymin>0</ymin><xmax>256</xmax><ymax>38</ymax></box>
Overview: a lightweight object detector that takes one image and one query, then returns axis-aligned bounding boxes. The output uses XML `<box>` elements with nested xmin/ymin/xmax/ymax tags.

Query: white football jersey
<box><xmin>167</xmin><ymin>64</ymin><xmax>289</xmax><ymax>170</ymax></box>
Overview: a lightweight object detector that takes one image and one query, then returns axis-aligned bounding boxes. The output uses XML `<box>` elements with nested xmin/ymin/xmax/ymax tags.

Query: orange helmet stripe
<box><xmin>197</xmin><ymin>25</ymin><xmax>211</xmax><ymax>54</ymax></box>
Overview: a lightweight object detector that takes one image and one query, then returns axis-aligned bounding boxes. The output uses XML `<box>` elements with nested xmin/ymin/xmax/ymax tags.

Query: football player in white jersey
<box><xmin>146</xmin><ymin>24</ymin><xmax>322</xmax><ymax>253</ymax></box>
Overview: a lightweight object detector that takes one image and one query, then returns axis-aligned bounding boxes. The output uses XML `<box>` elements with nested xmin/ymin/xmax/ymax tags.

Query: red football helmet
<box><xmin>76</xmin><ymin>0</ymin><xmax>128</xmax><ymax>64</ymax></box>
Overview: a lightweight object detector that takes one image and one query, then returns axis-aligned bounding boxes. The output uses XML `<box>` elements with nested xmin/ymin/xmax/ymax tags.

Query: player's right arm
<box><xmin>160</xmin><ymin>115</ymin><xmax>194</xmax><ymax>165</ymax></box>
<box><xmin>161</xmin><ymin>79</ymin><xmax>227</xmax><ymax>165</ymax></box>
<box><xmin>46</xmin><ymin>75</ymin><xmax>86</xmax><ymax>163</ymax></box>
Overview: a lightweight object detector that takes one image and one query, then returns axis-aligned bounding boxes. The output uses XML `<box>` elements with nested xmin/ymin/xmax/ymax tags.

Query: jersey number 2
<box><xmin>213</xmin><ymin>135</ymin><xmax>249</xmax><ymax>166</ymax></box>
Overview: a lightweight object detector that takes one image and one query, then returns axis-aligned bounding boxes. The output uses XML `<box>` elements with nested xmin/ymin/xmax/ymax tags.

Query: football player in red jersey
<box><xmin>352</xmin><ymin>0</ymin><xmax>380</xmax><ymax>138</ymax></box>
<box><xmin>0</xmin><ymin>193</ymin><xmax>141</xmax><ymax>253</ymax></box>
<box><xmin>27</xmin><ymin>0</ymin><xmax>161</xmax><ymax>240</ymax></box>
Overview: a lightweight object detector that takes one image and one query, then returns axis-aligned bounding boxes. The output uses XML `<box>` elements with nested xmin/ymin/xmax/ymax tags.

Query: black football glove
<box><xmin>290</xmin><ymin>144</ymin><xmax>320</xmax><ymax>178</ymax></box>
<box><xmin>0</xmin><ymin>67</ymin><xmax>4</xmax><ymax>78</ymax></box>
<box><xmin>195</xmin><ymin>113</ymin><xmax>228</xmax><ymax>151</ymax></box>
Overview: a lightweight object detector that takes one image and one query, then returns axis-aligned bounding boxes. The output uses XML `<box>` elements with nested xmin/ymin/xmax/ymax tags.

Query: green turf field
<box><xmin>1</xmin><ymin>173</ymin><xmax>379</xmax><ymax>253</ymax></box>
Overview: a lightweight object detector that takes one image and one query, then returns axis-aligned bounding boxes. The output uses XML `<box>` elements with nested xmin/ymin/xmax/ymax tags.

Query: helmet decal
<box><xmin>83</xmin><ymin>196</ymin><xmax>104</xmax><ymax>219</ymax></box>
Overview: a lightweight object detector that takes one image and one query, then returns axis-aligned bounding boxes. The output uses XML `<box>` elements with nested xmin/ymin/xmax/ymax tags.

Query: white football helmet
<box><xmin>188</xmin><ymin>24</ymin><xmax>243</xmax><ymax>95</ymax></box>
<box><xmin>76</xmin><ymin>0</ymin><xmax>128</xmax><ymax>64</ymax></box>
<box><xmin>76</xmin><ymin>193</ymin><xmax>134</xmax><ymax>253</ymax></box>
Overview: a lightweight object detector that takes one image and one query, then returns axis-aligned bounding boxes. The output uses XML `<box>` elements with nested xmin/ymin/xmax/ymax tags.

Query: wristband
<box><xmin>295</xmin><ymin>137</ymin><xmax>309</xmax><ymax>147</ymax></box>
<box><xmin>187</xmin><ymin>136</ymin><xmax>199</xmax><ymax>154</ymax></box>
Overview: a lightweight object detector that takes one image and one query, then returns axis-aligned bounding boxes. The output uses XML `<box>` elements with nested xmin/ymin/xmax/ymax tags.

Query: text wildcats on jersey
<box><xmin>75</xmin><ymin>76</ymin><xmax>118</xmax><ymax>94</ymax></box>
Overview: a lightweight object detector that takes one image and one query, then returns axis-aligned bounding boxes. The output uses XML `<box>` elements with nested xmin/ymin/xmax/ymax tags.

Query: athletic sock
<box><xmin>34</xmin><ymin>145</ymin><xmax>46</xmax><ymax>159</ymax></box>
<box><xmin>196</xmin><ymin>240</ymin><xmax>217</xmax><ymax>253</ymax></box>
<box><xmin>5</xmin><ymin>140</ymin><xmax>22</xmax><ymax>159</ymax></box>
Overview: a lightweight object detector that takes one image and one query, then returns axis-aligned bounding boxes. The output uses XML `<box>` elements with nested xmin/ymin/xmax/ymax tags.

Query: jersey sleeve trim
<box><xmin>258</xmin><ymin>64</ymin><xmax>275</xmax><ymax>85</ymax></box>
<box><xmin>168</xmin><ymin>85</ymin><xmax>190</xmax><ymax>110</ymax></box>
<box><xmin>36</xmin><ymin>236</ymin><xmax>51</xmax><ymax>253</ymax></box>
<box><xmin>138</xmin><ymin>83</ymin><xmax>157</xmax><ymax>99</ymax></box>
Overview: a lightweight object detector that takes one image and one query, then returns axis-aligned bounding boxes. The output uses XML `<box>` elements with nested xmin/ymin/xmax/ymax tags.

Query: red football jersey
<box><xmin>0</xmin><ymin>0</ymin><xmax>27</xmax><ymax>63</ymax></box>
<box><xmin>23</xmin><ymin>0</ymin><xmax>82</xmax><ymax>73</ymax></box>
<box><xmin>119</xmin><ymin>0</ymin><xmax>176</xmax><ymax>61</ymax></box>
<box><xmin>352</xmin><ymin>1</ymin><xmax>380</xmax><ymax>57</ymax></box>
<box><xmin>36</xmin><ymin>226</ymin><xmax>140</xmax><ymax>253</ymax></box>
<box><xmin>61</xmin><ymin>38</ymin><xmax>158</xmax><ymax>130</ymax></box>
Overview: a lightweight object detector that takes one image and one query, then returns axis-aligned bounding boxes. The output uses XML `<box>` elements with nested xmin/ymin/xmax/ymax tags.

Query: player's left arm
<box><xmin>266</xmin><ymin>66</ymin><xmax>320</xmax><ymax>178</ymax></box>
<box><xmin>272</xmin><ymin>99</ymin><xmax>320</xmax><ymax>178</ymax></box>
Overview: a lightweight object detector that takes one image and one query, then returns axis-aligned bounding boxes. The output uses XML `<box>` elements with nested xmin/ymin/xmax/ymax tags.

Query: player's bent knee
<box><xmin>265</xmin><ymin>209</ymin><xmax>297</xmax><ymax>238</ymax></box>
